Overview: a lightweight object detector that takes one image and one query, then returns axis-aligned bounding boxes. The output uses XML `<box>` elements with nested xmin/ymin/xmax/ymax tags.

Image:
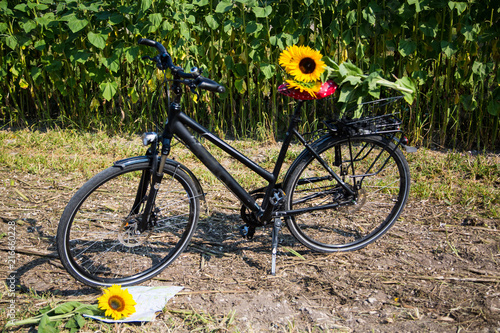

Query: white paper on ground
<box><xmin>84</xmin><ymin>285</ymin><xmax>184</xmax><ymax>323</ymax></box>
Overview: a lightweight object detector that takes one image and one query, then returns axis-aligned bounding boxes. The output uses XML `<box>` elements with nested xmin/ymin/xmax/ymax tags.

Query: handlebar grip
<box><xmin>138</xmin><ymin>38</ymin><xmax>156</xmax><ymax>47</ymax></box>
<box><xmin>197</xmin><ymin>77</ymin><xmax>226</xmax><ymax>94</ymax></box>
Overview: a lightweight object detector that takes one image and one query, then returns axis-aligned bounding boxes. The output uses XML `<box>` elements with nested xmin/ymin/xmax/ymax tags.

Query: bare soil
<box><xmin>1</xmin><ymin>151</ymin><xmax>499</xmax><ymax>332</ymax></box>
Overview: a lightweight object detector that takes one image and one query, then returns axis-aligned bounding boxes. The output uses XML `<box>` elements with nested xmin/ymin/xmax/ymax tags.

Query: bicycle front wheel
<box><xmin>57</xmin><ymin>161</ymin><xmax>200</xmax><ymax>287</ymax></box>
<box><xmin>283</xmin><ymin>135</ymin><xmax>410</xmax><ymax>252</ymax></box>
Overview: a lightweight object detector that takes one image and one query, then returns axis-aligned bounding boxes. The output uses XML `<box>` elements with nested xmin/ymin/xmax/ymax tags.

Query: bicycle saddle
<box><xmin>278</xmin><ymin>80</ymin><xmax>338</xmax><ymax>100</ymax></box>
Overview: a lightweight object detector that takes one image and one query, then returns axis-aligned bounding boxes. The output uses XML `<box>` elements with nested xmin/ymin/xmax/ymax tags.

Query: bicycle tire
<box><xmin>283</xmin><ymin>135</ymin><xmax>410</xmax><ymax>252</ymax></box>
<box><xmin>57</xmin><ymin>161</ymin><xmax>200</xmax><ymax>287</ymax></box>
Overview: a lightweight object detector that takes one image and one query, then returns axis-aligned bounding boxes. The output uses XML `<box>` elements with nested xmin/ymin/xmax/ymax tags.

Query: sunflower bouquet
<box><xmin>278</xmin><ymin>45</ymin><xmax>416</xmax><ymax>108</ymax></box>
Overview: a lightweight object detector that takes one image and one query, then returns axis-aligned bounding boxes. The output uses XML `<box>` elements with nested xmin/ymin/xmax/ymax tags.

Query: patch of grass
<box><xmin>407</xmin><ymin>148</ymin><xmax>499</xmax><ymax>218</ymax></box>
<box><xmin>1</xmin><ymin>129</ymin><xmax>498</xmax><ymax>219</ymax></box>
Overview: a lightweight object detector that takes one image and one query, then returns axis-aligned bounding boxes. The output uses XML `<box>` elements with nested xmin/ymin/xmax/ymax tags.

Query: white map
<box><xmin>85</xmin><ymin>285</ymin><xmax>184</xmax><ymax>323</ymax></box>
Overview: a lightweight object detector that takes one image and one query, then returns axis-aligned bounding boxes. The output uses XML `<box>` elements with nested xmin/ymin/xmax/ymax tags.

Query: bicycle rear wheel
<box><xmin>57</xmin><ymin>161</ymin><xmax>200</xmax><ymax>287</ymax></box>
<box><xmin>283</xmin><ymin>135</ymin><xmax>410</xmax><ymax>252</ymax></box>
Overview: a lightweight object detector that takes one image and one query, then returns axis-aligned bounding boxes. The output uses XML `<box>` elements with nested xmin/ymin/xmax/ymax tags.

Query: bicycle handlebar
<box><xmin>138</xmin><ymin>38</ymin><xmax>225</xmax><ymax>94</ymax></box>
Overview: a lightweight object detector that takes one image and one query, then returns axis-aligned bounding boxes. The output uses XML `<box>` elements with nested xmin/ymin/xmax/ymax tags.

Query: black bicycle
<box><xmin>57</xmin><ymin>38</ymin><xmax>415</xmax><ymax>288</ymax></box>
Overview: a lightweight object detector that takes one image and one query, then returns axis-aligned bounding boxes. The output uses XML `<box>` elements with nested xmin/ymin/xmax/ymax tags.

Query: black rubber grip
<box><xmin>197</xmin><ymin>77</ymin><xmax>226</xmax><ymax>94</ymax></box>
<box><xmin>138</xmin><ymin>38</ymin><xmax>156</xmax><ymax>47</ymax></box>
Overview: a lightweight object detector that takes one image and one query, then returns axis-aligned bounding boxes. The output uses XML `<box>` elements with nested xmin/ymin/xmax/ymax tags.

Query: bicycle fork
<box><xmin>136</xmin><ymin>133</ymin><xmax>172</xmax><ymax>233</ymax></box>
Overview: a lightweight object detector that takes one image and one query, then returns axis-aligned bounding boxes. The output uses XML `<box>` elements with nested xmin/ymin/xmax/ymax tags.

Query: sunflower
<box><xmin>97</xmin><ymin>285</ymin><xmax>137</xmax><ymax>320</ymax></box>
<box><xmin>285</xmin><ymin>79</ymin><xmax>322</xmax><ymax>97</ymax></box>
<box><xmin>279</xmin><ymin>45</ymin><xmax>326</xmax><ymax>82</ymax></box>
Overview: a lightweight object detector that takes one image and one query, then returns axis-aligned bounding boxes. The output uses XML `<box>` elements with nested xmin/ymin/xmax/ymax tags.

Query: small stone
<box><xmin>368</xmin><ymin>297</ymin><xmax>377</xmax><ymax>304</ymax></box>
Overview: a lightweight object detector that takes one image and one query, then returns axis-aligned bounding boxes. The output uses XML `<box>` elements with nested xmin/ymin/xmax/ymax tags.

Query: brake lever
<box><xmin>141</xmin><ymin>55</ymin><xmax>164</xmax><ymax>70</ymax></box>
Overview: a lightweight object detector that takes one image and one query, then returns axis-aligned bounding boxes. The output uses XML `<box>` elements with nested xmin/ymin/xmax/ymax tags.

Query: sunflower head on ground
<box><xmin>97</xmin><ymin>285</ymin><xmax>137</xmax><ymax>320</ymax></box>
<box><xmin>279</xmin><ymin>45</ymin><xmax>326</xmax><ymax>82</ymax></box>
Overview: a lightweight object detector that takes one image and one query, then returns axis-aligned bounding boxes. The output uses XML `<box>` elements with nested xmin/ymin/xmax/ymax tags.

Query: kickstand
<box><xmin>271</xmin><ymin>217</ymin><xmax>282</xmax><ymax>276</ymax></box>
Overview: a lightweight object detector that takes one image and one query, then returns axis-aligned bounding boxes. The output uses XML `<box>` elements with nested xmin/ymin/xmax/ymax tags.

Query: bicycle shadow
<box><xmin>192</xmin><ymin>210</ymin><xmax>306</xmax><ymax>270</ymax></box>
<box><xmin>5</xmin><ymin>211</ymin><xmax>305</xmax><ymax>297</ymax></box>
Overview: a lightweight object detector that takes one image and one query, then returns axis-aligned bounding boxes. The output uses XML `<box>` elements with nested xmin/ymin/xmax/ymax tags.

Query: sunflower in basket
<box><xmin>278</xmin><ymin>44</ymin><xmax>416</xmax><ymax>104</ymax></box>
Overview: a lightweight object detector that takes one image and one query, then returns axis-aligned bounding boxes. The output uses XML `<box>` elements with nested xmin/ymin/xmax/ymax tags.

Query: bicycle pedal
<box><xmin>239</xmin><ymin>225</ymin><xmax>256</xmax><ymax>239</ymax></box>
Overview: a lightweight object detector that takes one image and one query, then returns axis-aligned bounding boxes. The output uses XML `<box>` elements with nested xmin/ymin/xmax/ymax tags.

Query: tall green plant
<box><xmin>0</xmin><ymin>0</ymin><xmax>498</xmax><ymax>149</ymax></box>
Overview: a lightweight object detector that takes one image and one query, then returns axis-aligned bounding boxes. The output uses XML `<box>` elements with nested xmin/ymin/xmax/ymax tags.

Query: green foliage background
<box><xmin>0</xmin><ymin>0</ymin><xmax>498</xmax><ymax>149</ymax></box>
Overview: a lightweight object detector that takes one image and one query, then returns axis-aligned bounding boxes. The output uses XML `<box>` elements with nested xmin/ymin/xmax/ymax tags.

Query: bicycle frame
<box><xmin>152</xmin><ymin>80</ymin><xmax>356</xmax><ymax>226</ymax></box>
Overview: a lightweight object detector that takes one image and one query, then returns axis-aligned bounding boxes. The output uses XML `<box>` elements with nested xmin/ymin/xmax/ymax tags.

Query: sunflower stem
<box><xmin>5</xmin><ymin>310</ymin><xmax>80</xmax><ymax>328</ymax></box>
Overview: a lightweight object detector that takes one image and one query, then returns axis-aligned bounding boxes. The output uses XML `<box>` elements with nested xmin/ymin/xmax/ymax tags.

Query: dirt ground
<box><xmin>1</xmin><ymin>155</ymin><xmax>499</xmax><ymax>332</ymax></box>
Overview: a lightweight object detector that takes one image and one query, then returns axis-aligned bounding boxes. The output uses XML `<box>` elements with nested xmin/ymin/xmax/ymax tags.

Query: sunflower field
<box><xmin>0</xmin><ymin>0</ymin><xmax>499</xmax><ymax>149</ymax></box>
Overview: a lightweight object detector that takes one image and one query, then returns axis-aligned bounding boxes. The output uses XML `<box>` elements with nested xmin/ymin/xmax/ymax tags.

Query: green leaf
<box><xmin>338</xmin><ymin>85</ymin><xmax>355</xmax><ymax>103</ymax></box>
<box><xmin>5</xmin><ymin>35</ymin><xmax>18</xmax><ymax>50</ymax></box>
<box><xmin>65</xmin><ymin>314</ymin><xmax>86</xmax><ymax>332</ymax></box>
<box><xmin>356</xmin><ymin>42</ymin><xmax>365</xmax><ymax>59</ymax></box>
<box><xmin>101</xmin><ymin>53</ymin><xmax>120</xmax><ymax>73</ymax></box>
<box><xmin>362</xmin><ymin>5</ymin><xmax>376</xmax><ymax>25</ymax></box>
<box><xmin>19</xmin><ymin>78</ymin><xmax>29</xmax><ymax>89</ymax></box>
<box><xmin>148</xmin><ymin>13</ymin><xmax>162</xmax><ymax>29</ymax></box>
<box><xmin>472</xmin><ymin>61</ymin><xmax>486</xmax><ymax>78</ymax></box>
<box><xmin>193</xmin><ymin>0</ymin><xmax>209</xmax><ymax>6</ymax></box>
<box><xmin>14</xmin><ymin>3</ymin><xmax>27</xmax><ymax>12</ymax></box>
<box><xmin>341</xmin><ymin>30</ymin><xmax>353</xmax><ymax>46</ymax></box>
<box><xmin>411</xmin><ymin>70</ymin><xmax>428</xmax><ymax>85</ymax></box>
<box><xmin>487</xmin><ymin>100</ymin><xmax>499</xmax><ymax>116</ymax></box>
<box><xmin>396</xmin><ymin>77</ymin><xmax>416</xmax><ymax>104</ymax></box>
<box><xmin>419</xmin><ymin>18</ymin><xmax>439</xmax><ymax>38</ymax></box>
<box><xmin>338</xmin><ymin>61</ymin><xmax>363</xmax><ymax>77</ymax></box>
<box><xmin>74</xmin><ymin>304</ymin><xmax>100</xmax><ymax>316</ymax></box>
<box><xmin>88</xmin><ymin>64</ymin><xmax>108</xmax><ymax>83</ymax></box>
<box><xmin>461</xmin><ymin>24</ymin><xmax>479</xmax><ymax>41</ymax></box>
<box><xmin>22</xmin><ymin>20</ymin><xmax>37</xmax><ymax>33</ymax></box>
<box><xmin>128</xmin><ymin>86</ymin><xmax>140</xmax><ymax>104</ymax></box>
<box><xmin>234</xmin><ymin>78</ymin><xmax>247</xmax><ymax>94</ymax></box>
<box><xmin>67</xmin><ymin>17</ymin><xmax>89</xmax><ymax>33</ymax></box>
<box><xmin>38</xmin><ymin>314</ymin><xmax>58</xmax><ymax>333</ymax></box>
<box><xmin>69</xmin><ymin>50</ymin><xmax>90</xmax><ymax>64</ymax></box>
<box><xmin>448</xmin><ymin>1</ymin><xmax>467</xmax><ymax>15</ymax></box>
<box><xmin>342</xmin><ymin>75</ymin><xmax>362</xmax><ymax>86</ymax></box>
<box><xmin>141</xmin><ymin>0</ymin><xmax>154</xmax><ymax>12</ymax></box>
<box><xmin>398</xmin><ymin>39</ymin><xmax>416</xmax><ymax>57</ymax></box>
<box><xmin>245</xmin><ymin>21</ymin><xmax>262</xmax><ymax>34</ymax></box>
<box><xmin>205</xmin><ymin>15</ymin><xmax>219</xmax><ymax>30</ymax></box>
<box><xmin>35</xmin><ymin>12</ymin><xmax>55</xmax><ymax>28</ymax></box>
<box><xmin>53</xmin><ymin>301</ymin><xmax>81</xmax><ymax>314</ymax></box>
<box><xmin>109</xmin><ymin>13</ymin><xmax>124</xmax><ymax>25</ymax></box>
<box><xmin>346</xmin><ymin>10</ymin><xmax>357</xmax><ymax>26</ymax></box>
<box><xmin>100</xmin><ymin>81</ymin><xmax>118</xmax><ymax>101</ymax></box>
<box><xmin>180</xmin><ymin>22</ymin><xmax>190</xmax><ymax>40</ymax></box>
<box><xmin>487</xmin><ymin>88</ymin><xmax>500</xmax><ymax>116</ymax></box>
<box><xmin>253</xmin><ymin>5</ymin><xmax>272</xmax><ymax>18</ymax></box>
<box><xmin>440</xmin><ymin>41</ymin><xmax>457</xmax><ymax>57</ymax></box>
<box><xmin>65</xmin><ymin>317</ymin><xmax>79</xmax><ymax>329</ymax></box>
<box><xmin>45</xmin><ymin>60</ymin><xmax>62</xmax><ymax>73</ymax></box>
<box><xmin>88</xmin><ymin>32</ymin><xmax>106</xmax><ymax>49</ymax></box>
<box><xmin>407</xmin><ymin>0</ymin><xmax>422</xmax><ymax>13</ymax></box>
<box><xmin>460</xmin><ymin>95</ymin><xmax>477</xmax><ymax>111</ymax></box>
<box><xmin>215</xmin><ymin>1</ymin><xmax>233</xmax><ymax>13</ymax></box>
<box><xmin>124</xmin><ymin>46</ymin><xmax>139</xmax><ymax>64</ymax></box>
<box><xmin>31</xmin><ymin>67</ymin><xmax>42</xmax><ymax>82</ymax></box>
<box><xmin>259</xmin><ymin>63</ymin><xmax>275</xmax><ymax>80</ymax></box>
